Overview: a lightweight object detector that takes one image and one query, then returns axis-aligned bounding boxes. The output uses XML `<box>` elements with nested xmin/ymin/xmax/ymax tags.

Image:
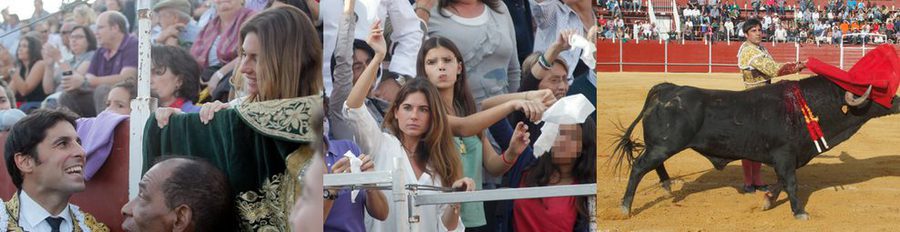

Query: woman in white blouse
<box><xmin>343</xmin><ymin>21</ymin><xmax>475</xmax><ymax>232</ymax></box>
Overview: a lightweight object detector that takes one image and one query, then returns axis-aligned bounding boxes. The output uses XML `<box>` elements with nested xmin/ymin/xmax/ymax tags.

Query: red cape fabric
<box><xmin>806</xmin><ymin>44</ymin><xmax>900</xmax><ymax>108</ymax></box>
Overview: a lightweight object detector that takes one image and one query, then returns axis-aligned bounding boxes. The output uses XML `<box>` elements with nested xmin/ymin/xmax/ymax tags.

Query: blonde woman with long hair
<box><xmin>155</xmin><ymin>5</ymin><xmax>322</xmax><ymax>126</ymax></box>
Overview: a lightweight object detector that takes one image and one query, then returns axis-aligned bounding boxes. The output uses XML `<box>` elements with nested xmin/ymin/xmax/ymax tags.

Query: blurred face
<box><xmin>395</xmin><ymin>92</ymin><xmax>431</xmax><ymax>138</ymax></box>
<box><xmin>239</xmin><ymin>33</ymin><xmax>260</xmax><ymax>96</ymax></box>
<box><xmin>122</xmin><ymin>159</ymin><xmax>180</xmax><ymax>232</ymax></box>
<box><xmin>151</xmin><ymin>67</ymin><xmax>182</xmax><ymax>101</ymax></box>
<box><xmin>106</xmin><ymin>0</ymin><xmax>121</xmax><ymax>11</ymax></box>
<box><xmin>156</xmin><ymin>9</ymin><xmax>179</xmax><ymax>28</ymax></box>
<box><xmin>60</xmin><ymin>24</ymin><xmax>75</xmax><ymax>49</ymax></box>
<box><xmin>290</xmin><ymin>152</ymin><xmax>324</xmax><ymax>231</ymax></box>
<box><xmin>0</xmin><ymin>87</ymin><xmax>10</xmax><ymax>110</ymax></box>
<box><xmin>35</xmin><ymin>23</ymin><xmax>50</xmax><ymax>43</ymax></box>
<box><xmin>95</xmin><ymin>14</ymin><xmax>116</xmax><ymax>48</ymax></box>
<box><xmin>372</xmin><ymin>78</ymin><xmax>400</xmax><ymax>103</ymax></box>
<box><xmin>537</xmin><ymin>63</ymin><xmax>569</xmax><ymax>99</ymax></box>
<box><xmin>423</xmin><ymin>46</ymin><xmax>460</xmax><ymax>91</ymax></box>
<box><xmin>351</xmin><ymin>49</ymin><xmax>370</xmax><ymax>84</ymax></box>
<box><xmin>17</xmin><ymin>39</ymin><xmax>29</xmax><ymax>62</ymax></box>
<box><xmin>0</xmin><ymin>46</ymin><xmax>10</xmax><ymax>64</ymax></box>
<box><xmin>17</xmin><ymin>121</ymin><xmax>86</xmax><ymax>194</ymax></box>
<box><xmin>106</xmin><ymin>87</ymin><xmax>132</xmax><ymax>115</ymax></box>
<box><xmin>746</xmin><ymin>25</ymin><xmax>763</xmax><ymax>44</ymax></box>
<box><xmin>551</xmin><ymin>124</ymin><xmax>582</xmax><ymax>165</ymax></box>
<box><xmin>215</xmin><ymin>0</ymin><xmax>242</xmax><ymax>13</ymax></box>
<box><xmin>69</xmin><ymin>28</ymin><xmax>89</xmax><ymax>54</ymax></box>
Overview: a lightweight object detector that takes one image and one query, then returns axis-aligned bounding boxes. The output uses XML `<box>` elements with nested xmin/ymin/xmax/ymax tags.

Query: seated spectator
<box><xmin>189</xmin><ymin>0</ymin><xmax>255</xmax><ymax>103</ymax></box>
<box><xmin>122</xmin><ymin>156</ymin><xmax>233</xmax><ymax>232</ymax></box>
<box><xmin>152</xmin><ymin>0</ymin><xmax>202</xmax><ymax>49</ymax></box>
<box><xmin>43</xmin><ymin>25</ymin><xmax>98</xmax><ymax>114</ymax></box>
<box><xmin>59</xmin><ymin>11</ymin><xmax>137</xmax><ymax>117</ymax></box>
<box><xmin>72</xmin><ymin>4</ymin><xmax>97</xmax><ymax>29</ymax></box>
<box><xmin>151</xmin><ymin>45</ymin><xmax>202</xmax><ymax>113</ymax></box>
<box><xmin>8</xmin><ymin>36</ymin><xmax>49</xmax><ymax>113</ymax></box>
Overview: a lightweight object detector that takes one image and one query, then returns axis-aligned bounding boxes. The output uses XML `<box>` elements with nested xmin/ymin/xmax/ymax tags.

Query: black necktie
<box><xmin>46</xmin><ymin>216</ymin><xmax>64</xmax><ymax>232</ymax></box>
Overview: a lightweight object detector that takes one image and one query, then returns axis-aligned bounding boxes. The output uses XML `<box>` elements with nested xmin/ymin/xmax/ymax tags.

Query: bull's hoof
<box><xmin>794</xmin><ymin>212</ymin><xmax>810</xmax><ymax>220</ymax></box>
<box><xmin>620</xmin><ymin>205</ymin><xmax>631</xmax><ymax>216</ymax></box>
<box><xmin>761</xmin><ymin>191</ymin><xmax>775</xmax><ymax>211</ymax></box>
<box><xmin>661</xmin><ymin>181</ymin><xmax>673</xmax><ymax>194</ymax></box>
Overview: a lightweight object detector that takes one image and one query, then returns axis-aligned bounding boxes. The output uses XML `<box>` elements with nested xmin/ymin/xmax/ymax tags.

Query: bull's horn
<box><xmin>845</xmin><ymin>85</ymin><xmax>873</xmax><ymax>106</ymax></box>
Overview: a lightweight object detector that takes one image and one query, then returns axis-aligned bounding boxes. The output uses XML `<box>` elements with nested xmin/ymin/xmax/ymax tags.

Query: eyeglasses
<box><xmin>61</xmin><ymin>30</ymin><xmax>72</xmax><ymax>35</ymax></box>
<box><xmin>70</xmin><ymin>35</ymin><xmax>86</xmax><ymax>40</ymax></box>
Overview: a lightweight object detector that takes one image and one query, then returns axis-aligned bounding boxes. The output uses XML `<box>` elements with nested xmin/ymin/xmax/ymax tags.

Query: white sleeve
<box><xmin>382</xmin><ymin>0</ymin><xmax>424</xmax><ymax>78</ymax></box>
<box><xmin>342</xmin><ymin>101</ymin><xmax>388</xmax><ymax>161</ymax></box>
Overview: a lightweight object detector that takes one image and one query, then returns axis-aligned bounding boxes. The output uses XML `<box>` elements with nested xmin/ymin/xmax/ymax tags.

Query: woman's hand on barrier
<box><xmin>155</xmin><ymin>107</ymin><xmax>184</xmax><ymax>128</ymax></box>
<box><xmin>452</xmin><ymin>177</ymin><xmax>475</xmax><ymax>192</ymax></box>
<box><xmin>199</xmin><ymin>100</ymin><xmax>230</xmax><ymax>124</ymax></box>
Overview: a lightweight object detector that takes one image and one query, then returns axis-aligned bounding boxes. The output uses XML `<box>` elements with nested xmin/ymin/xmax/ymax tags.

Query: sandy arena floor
<box><xmin>596</xmin><ymin>72</ymin><xmax>900</xmax><ymax>231</ymax></box>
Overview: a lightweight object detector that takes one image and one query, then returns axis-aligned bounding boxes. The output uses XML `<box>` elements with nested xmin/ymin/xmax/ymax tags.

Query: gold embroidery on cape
<box><xmin>3</xmin><ymin>193</ymin><xmax>108</xmax><ymax>232</ymax></box>
<box><xmin>236</xmin><ymin>96</ymin><xmax>322</xmax><ymax>142</ymax></box>
<box><xmin>237</xmin><ymin>147</ymin><xmax>313</xmax><ymax>231</ymax></box>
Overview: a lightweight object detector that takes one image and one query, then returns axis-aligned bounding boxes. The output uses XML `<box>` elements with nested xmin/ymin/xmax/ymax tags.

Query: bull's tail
<box><xmin>611</xmin><ymin>83</ymin><xmax>668</xmax><ymax>173</ymax></box>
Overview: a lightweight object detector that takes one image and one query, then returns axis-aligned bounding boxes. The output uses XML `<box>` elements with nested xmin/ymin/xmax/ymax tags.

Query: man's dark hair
<box><xmin>743</xmin><ymin>18</ymin><xmax>762</xmax><ymax>34</ymax></box>
<box><xmin>4</xmin><ymin>109</ymin><xmax>79</xmax><ymax>189</ymax></box>
<box><xmin>106</xmin><ymin>11</ymin><xmax>129</xmax><ymax>34</ymax></box>
<box><xmin>329</xmin><ymin>39</ymin><xmax>376</xmax><ymax>78</ymax></box>
<box><xmin>154</xmin><ymin>156</ymin><xmax>233</xmax><ymax>232</ymax></box>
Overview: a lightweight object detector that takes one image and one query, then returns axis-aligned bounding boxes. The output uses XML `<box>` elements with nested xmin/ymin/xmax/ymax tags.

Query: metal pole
<box><xmin>708</xmin><ymin>39</ymin><xmax>712</xmax><ymax>73</ymax></box>
<box><xmin>795</xmin><ymin>42</ymin><xmax>800</xmax><ymax>63</ymax></box>
<box><xmin>130</xmin><ymin>0</ymin><xmax>157</xmax><ymax>199</ymax></box>
<box><xmin>392</xmin><ymin>158</ymin><xmax>411</xmax><ymax>232</ymax></box>
<box><xmin>840</xmin><ymin>34</ymin><xmax>844</xmax><ymax>69</ymax></box>
<box><xmin>619</xmin><ymin>40</ymin><xmax>623</xmax><ymax>72</ymax></box>
<box><xmin>664</xmin><ymin>41</ymin><xmax>668</xmax><ymax>73</ymax></box>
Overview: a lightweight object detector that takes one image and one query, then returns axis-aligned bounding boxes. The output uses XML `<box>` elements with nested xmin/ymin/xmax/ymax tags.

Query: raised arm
<box><xmin>346</xmin><ymin>20</ymin><xmax>385</xmax><ymax>109</ymax></box>
<box><xmin>480</xmin><ymin>89</ymin><xmax>556</xmax><ymax>110</ymax></box>
<box><xmin>532</xmin><ymin>30</ymin><xmax>575</xmax><ymax>80</ymax></box>
<box><xmin>447</xmin><ymin>99</ymin><xmax>545</xmax><ymax>137</ymax></box>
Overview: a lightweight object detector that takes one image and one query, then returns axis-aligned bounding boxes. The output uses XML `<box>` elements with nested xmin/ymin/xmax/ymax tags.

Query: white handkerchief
<box><xmin>533</xmin><ymin>94</ymin><xmax>595</xmax><ymax>158</ymax></box>
<box><xmin>569</xmin><ymin>33</ymin><xmax>596</xmax><ymax>70</ymax></box>
<box><xmin>343</xmin><ymin>151</ymin><xmax>363</xmax><ymax>203</ymax></box>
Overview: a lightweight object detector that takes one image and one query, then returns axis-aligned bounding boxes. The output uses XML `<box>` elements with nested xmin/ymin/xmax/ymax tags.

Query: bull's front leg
<box><xmin>622</xmin><ymin>148</ymin><xmax>671</xmax><ymax>216</ymax></box>
<box><xmin>772</xmin><ymin>159</ymin><xmax>809</xmax><ymax>220</ymax></box>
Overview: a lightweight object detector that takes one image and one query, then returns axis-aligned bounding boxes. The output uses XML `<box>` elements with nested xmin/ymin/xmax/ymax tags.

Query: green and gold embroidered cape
<box><xmin>143</xmin><ymin>96</ymin><xmax>321</xmax><ymax>231</ymax></box>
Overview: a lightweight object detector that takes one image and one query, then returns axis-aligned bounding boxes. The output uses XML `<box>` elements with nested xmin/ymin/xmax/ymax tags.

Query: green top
<box><xmin>455</xmin><ymin>135</ymin><xmax>486</xmax><ymax>227</ymax></box>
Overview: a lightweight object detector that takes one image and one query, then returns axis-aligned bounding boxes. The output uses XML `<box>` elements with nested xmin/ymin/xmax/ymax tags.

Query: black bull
<box><xmin>612</xmin><ymin>75</ymin><xmax>900</xmax><ymax>219</ymax></box>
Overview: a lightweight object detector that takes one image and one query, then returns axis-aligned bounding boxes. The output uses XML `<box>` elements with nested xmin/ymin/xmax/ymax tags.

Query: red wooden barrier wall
<box><xmin>596</xmin><ymin>40</ymin><xmax>900</xmax><ymax>73</ymax></box>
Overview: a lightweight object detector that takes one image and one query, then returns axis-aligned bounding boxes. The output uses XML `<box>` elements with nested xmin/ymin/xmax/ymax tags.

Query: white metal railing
<box><xmin>324</xmin><ymin>157</ymin><xmax>596</xmax><ymax>232</ymax></box>
<box><xmin>130</xmin><ymin>0</ymin><xmax>158</xmax><ymax>199</ymax></box>
<box><xmin>839</xmin><ymin>33</ymin><xmax>888</xmax><ymax>69</ymax></box>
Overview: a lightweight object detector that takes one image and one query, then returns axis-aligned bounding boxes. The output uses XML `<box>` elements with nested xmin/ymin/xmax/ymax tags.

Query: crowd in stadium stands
<box><xmin>596</xmin><ymin>0</ymin><xmax>900</xmax><ymax>45</ymax></box>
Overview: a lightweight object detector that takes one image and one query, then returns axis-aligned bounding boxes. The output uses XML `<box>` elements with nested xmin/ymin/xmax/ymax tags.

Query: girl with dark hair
<box><xmin>345</xmin><ymin>22</ymin><xmax>474</xmax><ymax>232</ymax></box>
<box><xmin>417</xmin><ymin>36</ymin><xmax>553</xmax><ymax>230</ymax></box>
<box><xmin>513</xmin><ymin>118</ymin><xmax>596</xmax><ymax>231</ymax></box>
<box><xmin>7</xmin><ymin>36</ymin><xmax>49</xmax><ymax>113</ymax></box>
